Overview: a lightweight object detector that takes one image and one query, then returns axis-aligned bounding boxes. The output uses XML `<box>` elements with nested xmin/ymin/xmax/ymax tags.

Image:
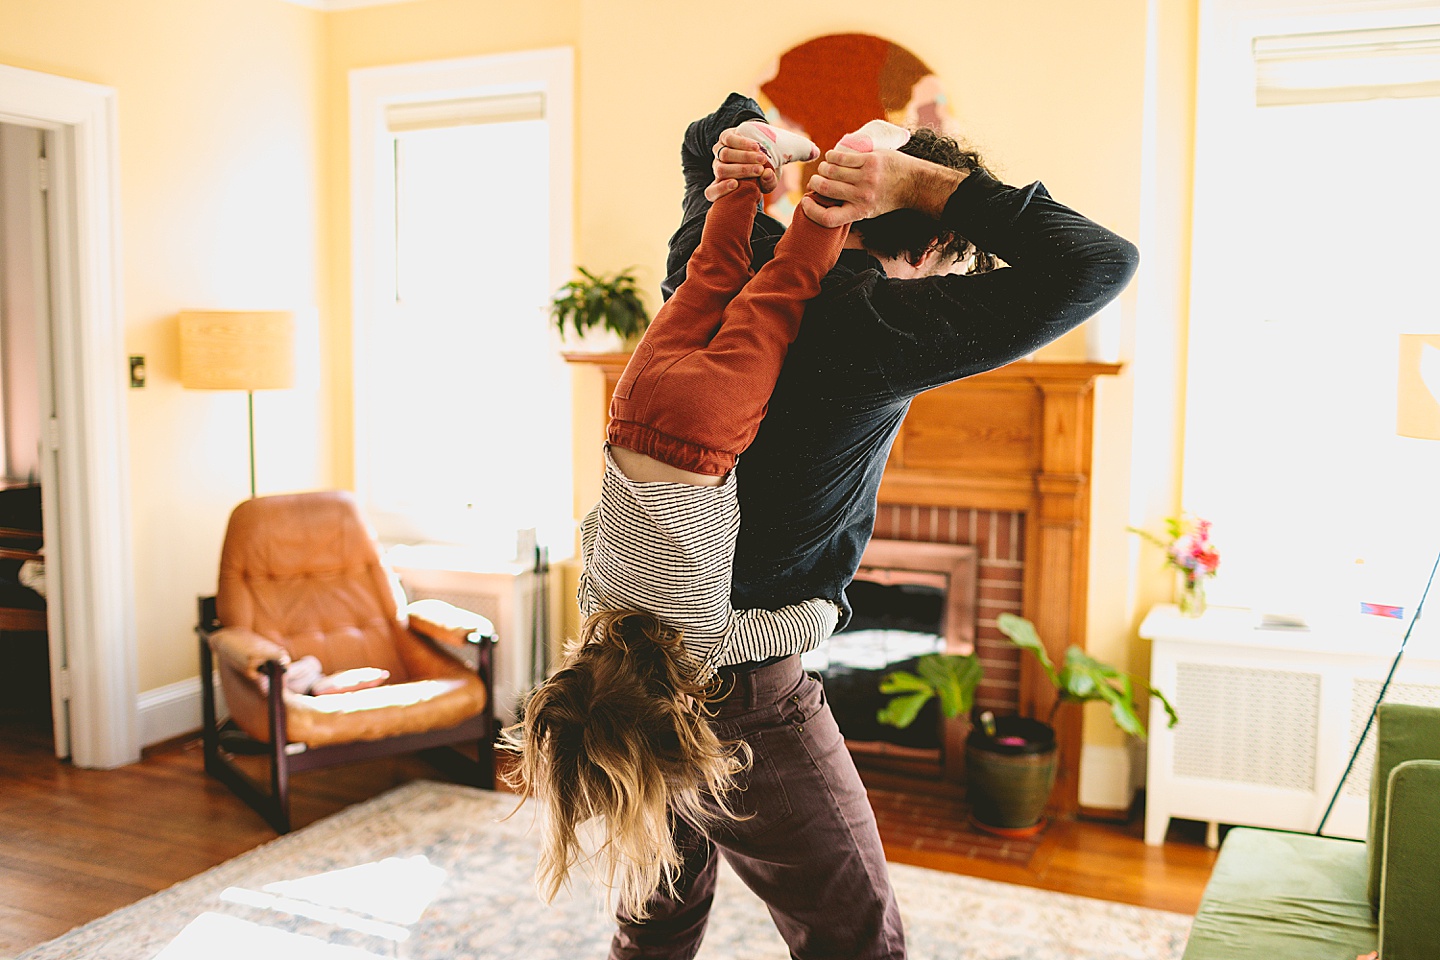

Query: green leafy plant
<box><xmin>550</xmin><ymin>266</ymin><xmax>649</xmax><ymax>341</ymax></box>
<box><xmin>876</xmin><ymin>652</ymin><xmax>982</xmax><ymax>728</ymax></box>
<box><xmin>878</xmin><ymin>612</ymin><xmax>1178</xmax><ymax>737</ymax></box>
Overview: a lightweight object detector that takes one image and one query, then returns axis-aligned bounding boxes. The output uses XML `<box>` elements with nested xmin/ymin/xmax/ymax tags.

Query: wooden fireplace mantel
<box><xmin>565</xmin><ymin>352</ymin><xmax>1122</xmax><ymax>815</ymax></box>
<box><xmin>878</xmin><ymin>359</ymin><xmax>1120</xmax><ymax>815</ymax></box>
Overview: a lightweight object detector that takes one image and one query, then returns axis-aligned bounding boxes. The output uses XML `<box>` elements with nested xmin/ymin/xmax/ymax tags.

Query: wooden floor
<box><xmin>861</xmin><ymin>767</ymin><xmax>1221</xmax><ymax>916</ymax></box>
<box><xmin>0</xmin><ymin>714</ymin><xmax>1218</xmax><ymax>956</ymax></box>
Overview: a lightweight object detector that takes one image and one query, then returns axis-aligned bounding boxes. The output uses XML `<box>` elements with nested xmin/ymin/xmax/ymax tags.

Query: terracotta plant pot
<box><xmin>965</xmin><ymin>716</ymin><xmax>1057</xmax><ymax>833</ymax></box>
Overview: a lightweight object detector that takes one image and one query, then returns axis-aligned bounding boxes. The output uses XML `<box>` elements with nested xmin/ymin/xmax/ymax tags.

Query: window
<box><xmin>350</xmin><ymin>51</ymin><xmax>574</xmax><ymax>561</ymax></box>
<box><xmin>1188</xmin><ymin>4</ymin><xmax>1440</xmax><ymax>620</ymax></box>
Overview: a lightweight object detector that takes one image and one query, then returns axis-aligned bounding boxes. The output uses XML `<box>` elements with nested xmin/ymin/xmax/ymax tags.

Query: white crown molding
<box><xmin>277</xmin><ymin>0</ymin><xmax>424</xmax><ymax>11</ymax></box>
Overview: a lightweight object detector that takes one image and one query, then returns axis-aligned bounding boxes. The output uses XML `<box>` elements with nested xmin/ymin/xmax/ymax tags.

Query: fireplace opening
<box><xmin>802</xmin><ymin>539</ymin><xmax>979</xmax><ymax>780</ymax></box>
<box><xmin>802</xmin><ymin>577</ymin><xmax>948</xmax><ymax>752</ymax></box>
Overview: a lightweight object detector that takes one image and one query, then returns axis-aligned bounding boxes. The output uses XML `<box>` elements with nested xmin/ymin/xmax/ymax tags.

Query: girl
<box><xmin>506</xmin><ymin>117</ymin><xmax>909</xmax><ymax>918</ymax></box>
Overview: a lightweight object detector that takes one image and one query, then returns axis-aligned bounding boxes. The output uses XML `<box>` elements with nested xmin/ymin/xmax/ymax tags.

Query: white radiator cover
<box><xmin>1142</xmin><ymin>604</ymin><xmax>1440</xmax><ymax>845</ymax></box>
<box><xmin>1171</xmin><ymin>662</ymin><xmax>1320</xmax><ymax>791</ymax></box>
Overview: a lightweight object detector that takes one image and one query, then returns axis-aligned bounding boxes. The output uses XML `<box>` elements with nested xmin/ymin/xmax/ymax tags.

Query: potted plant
<box><xmin>550</xmin><ymin>266</ymin><xmax>650</xmax><ymax>349</ymax></box>
<box><xmin>878</xmin><ymin>612</ymin><xmax>1178</xmax><ymax>836</ymax></box>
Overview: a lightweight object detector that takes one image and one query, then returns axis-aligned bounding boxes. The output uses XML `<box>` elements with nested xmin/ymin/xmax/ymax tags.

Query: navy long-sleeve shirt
<box><xmin>663</xmin><ymin>95</ymin><xmax>1140</xmax><ymax>640</ymax></box>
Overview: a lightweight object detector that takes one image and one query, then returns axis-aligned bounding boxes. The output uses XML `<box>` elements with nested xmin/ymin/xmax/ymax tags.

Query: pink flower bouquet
<box><xmin>1130</xmin><ymin>514</ymin><xmax>1221</xmax><ymax>616</ymax></box>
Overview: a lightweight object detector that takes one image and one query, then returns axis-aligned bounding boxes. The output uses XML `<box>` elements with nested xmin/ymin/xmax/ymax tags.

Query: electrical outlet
<box><xmin>129</xmin><ymin>355</ymin><xmax>146</xmax><ymax>388</ymax></box>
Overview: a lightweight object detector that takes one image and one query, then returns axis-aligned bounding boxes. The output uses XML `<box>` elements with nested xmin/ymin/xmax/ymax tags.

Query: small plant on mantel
<box><xmin>550</xmin><ymin>266</ymin><xmax>650</xmax><ymax>347</ymax></box>
<box><xmin>878</xmin><ymin>613</ymin><xmax>1178</xmax><ymax>834</ymax></box>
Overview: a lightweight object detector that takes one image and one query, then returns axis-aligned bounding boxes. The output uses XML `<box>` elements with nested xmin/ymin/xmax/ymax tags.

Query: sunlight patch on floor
<box><xmin>260</xmin><ymin>854</ymin><xmax>447</xmax><ymax>924</ymax></box>
<box><xmin>152</xmin><ymin>912</ymin><xmax>391</xmax><ymax>959</ymax></box>
<box><xmin>153</xmin><ymin>855</ymin><xmax>451</xmax><ymax>954</ymax></box>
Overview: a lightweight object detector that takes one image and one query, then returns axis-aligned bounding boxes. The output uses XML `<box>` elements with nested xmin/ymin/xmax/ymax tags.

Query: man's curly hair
<box><xmin>853</xmin><ymin>126</ymin><xmax>999</xmax><ymax>275</ymax></box>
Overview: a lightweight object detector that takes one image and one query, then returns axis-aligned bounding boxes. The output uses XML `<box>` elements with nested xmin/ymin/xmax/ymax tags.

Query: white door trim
<box><xmin>0</xmin><ymin>64</ymin><xmax>138</xmax><ymax>768</ymax></box>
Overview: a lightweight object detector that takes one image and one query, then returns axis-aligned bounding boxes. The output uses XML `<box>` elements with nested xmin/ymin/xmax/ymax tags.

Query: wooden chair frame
<box><xmin>196</xmin><ymin>595</ymin><xmax>498</xmax><ymax>833</ymax></box>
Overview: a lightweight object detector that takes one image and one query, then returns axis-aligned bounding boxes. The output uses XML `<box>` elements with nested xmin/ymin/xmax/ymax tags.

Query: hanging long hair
<box><xmin>500</xmin><ymin>608</ymin><xmax>751</xmax><ymax>919</ymax></box>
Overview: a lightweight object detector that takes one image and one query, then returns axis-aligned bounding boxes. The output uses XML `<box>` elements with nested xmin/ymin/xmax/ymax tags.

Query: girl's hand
<box><xmin>704</xmin><ymin>127</ymin><xmax>780</xmax><ymax>201</ymax></box>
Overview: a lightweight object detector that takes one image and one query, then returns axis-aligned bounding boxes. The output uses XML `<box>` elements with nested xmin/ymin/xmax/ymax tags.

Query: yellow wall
<box><xmin>0</xmin><ymin>0</ymin><xmax>329</xmax><ymax>691</ymax></box>
<box><xmin>1082</xmin><ymin>0</ymin><xmax>1199</xmax><ymax>788</ymax></box>
<box><xmin>575</xmin><ymin>1</ymin><xmax>1148</xmax><ymax>350</ymax></box>
<box><xmin>1</xmin><ymin>0</ymin><xmax>1197</xmax><ymax>800</ymax></box>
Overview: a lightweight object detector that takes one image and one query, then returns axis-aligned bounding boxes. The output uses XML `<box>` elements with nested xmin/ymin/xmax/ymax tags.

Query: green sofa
<box><xmin>1182</xmin><ymin>703</ymin><xmax>1440</xmax><ymax>960</ymax></box>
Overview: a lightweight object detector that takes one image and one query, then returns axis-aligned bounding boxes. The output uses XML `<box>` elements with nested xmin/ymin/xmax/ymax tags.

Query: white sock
<box><xmin>734</xmin><ymin>119</ymin><xmax>820</xmax><ymax>171</ymax></box>
<box><xmin>837</xmin><ymin>119</ymin><xmax>911</xmax><ymax>153</ymax></box>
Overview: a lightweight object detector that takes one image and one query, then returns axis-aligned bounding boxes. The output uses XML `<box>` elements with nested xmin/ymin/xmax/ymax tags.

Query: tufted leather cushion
<box><xmin>212</xmin><ymin>491</ymin><xmax>487</xmax><ymax>747</ymax></box>
<box><xmin>216</xmin><ymin>492</ymin><xmax>410</xmax><ymax>678</ymax></box>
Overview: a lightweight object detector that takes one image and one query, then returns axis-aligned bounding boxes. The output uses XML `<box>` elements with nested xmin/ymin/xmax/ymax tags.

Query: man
<box><xmin>609</xmin><ymin>93</ymin><xmax>1140</xmax><ymax>960</ymax></box>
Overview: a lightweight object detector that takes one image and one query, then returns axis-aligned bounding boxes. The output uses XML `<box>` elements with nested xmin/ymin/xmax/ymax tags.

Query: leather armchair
<box><xmin>198</xmin><ymin>491</ymin><xmax>497</xmax><ymax>833</ymax></box>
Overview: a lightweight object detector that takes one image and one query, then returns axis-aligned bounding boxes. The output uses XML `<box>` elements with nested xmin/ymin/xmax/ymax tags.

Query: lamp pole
<box><xmin>248</xmin><ymin>390</ymin><xmax>257</xmax><ymax>499</ymax></box>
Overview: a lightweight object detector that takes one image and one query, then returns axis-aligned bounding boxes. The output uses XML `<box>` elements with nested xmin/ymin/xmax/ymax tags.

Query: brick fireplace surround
<box><xmin>566</xmin><ymin>354</ymin><xmax>1119</xmax><ymax>816</ymax></box>
<box><xmin>871</xmin><ymin>505</ymin><xmax>1026</xmax><ymax>715</ymax></box>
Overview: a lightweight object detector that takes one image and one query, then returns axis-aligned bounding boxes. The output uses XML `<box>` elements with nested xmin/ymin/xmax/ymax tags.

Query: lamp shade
<box><xmin>1397</xmin><ymin>333</ymin><xmax>1440</xmax><ymax>441</ymax></box>
<box><xmin>179</xmin><ymin>310</ymin><xmax>295</xmax><ymax>391</ymax></box>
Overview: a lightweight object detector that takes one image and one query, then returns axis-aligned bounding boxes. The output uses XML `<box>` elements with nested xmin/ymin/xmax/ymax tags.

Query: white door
<box><xmin>0</xmin><ymin>120</ymin><xmax>69</xmax><ymax>757</ymax></box>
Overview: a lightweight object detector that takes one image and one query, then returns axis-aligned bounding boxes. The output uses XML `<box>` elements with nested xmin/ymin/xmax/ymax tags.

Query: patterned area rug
<box><xmin>18</xmin><ymin>781</ymin><xmax>1191</xmax><ymax>959</ymax></box>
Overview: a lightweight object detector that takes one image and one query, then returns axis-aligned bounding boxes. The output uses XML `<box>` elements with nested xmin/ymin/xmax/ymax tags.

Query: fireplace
<box><xmin>804</xmin><ymin>540</ymin><xmax>975</xmax><ymax>779</ymax></box>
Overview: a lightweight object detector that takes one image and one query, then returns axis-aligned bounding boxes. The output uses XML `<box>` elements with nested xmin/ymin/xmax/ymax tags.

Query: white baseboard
<box><xmin>1078</xmin><ymin>743</ymin><xmax>1137</xmax><ymax>812</ymax></box>
<box><xmin>137</xmin><ymin>676</ymin><xmax>224</xmax><ymax>748</ymax></box>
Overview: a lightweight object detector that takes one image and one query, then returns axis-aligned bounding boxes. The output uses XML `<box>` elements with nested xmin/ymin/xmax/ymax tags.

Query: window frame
<box><xmin>349</xmin><ymin>49</ymin><xmax>575</xmax><ymax>547</ymax></box>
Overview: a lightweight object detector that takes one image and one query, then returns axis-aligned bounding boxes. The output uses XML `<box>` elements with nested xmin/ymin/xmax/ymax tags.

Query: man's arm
<box><xmin>723</xmin><ymin>143</ymin><xmax>1137</xmax><ymax>395</ymax></box>
<box><xmin>663</xmin><ymin>94</ymin><xmax>779</xmax><ymax>300</ymax></box>
<box><xmin>801</xmin><ymin>146</ymin><xmax>967</xmax><ymax>225</ymax></box>
<box><xmin>844</xmin><ymin>164</ymin><xmax>1139</xmax><ymax>394</ymax></box>
<box><xmin>681</xmin><ymin>105</ymin><xmax>1139</xmax><ymax>397</ymax></box>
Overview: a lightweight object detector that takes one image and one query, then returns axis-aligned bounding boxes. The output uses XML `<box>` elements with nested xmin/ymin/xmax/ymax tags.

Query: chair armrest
<box><xmin>208</xmin><ymin>626</ymin><xmax>290</xmax><ymax>681</ymax></box>
<box><xmin>406</xmin><ymin>597</ymin><xmax>496</xmax><ymax>646</ymax></box>
<box><xmin>1378</xmin><ymin>759</ymin><xmax>1440</xmax><ymax>960</ymax></box>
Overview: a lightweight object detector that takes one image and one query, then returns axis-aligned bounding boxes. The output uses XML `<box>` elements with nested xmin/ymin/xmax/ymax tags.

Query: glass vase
<box><xmin>1177</xmin><ymin>572</ymin><xmax>1207</xmax><ymax>618</ymax></box>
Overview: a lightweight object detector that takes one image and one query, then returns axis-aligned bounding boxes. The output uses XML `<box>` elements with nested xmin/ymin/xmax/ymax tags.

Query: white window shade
<box><xmin>1255</xmin><ymin>23</ymin><xmax>1440</xmax><ymax>106</ymax></box>
<box><xmin>385</xmin><ymin>92</ymin><xmax>545</xmax><ymax>133</ymax></box>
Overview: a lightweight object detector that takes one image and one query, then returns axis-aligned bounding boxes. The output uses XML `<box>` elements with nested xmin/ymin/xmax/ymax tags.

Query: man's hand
<box><xmin>703</xmin><ymin>126</ymin><xmax>779</xmax><ymax>202</ymax></box>
<box><xmin>802</xmin><ymin>148</ymin><xmax>965</xmax><ymax>227</ymax></box>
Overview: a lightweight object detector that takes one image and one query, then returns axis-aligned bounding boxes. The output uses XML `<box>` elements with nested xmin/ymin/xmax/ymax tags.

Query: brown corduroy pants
<box><xmin>608</xmin><ymin>655</ymin><xmax>907</xmax><ymax>960</ymax></box>
<box><xmin>607</xmin><ymin>181</ymin><xmax>848</xmax><ymax>476</ymax></box>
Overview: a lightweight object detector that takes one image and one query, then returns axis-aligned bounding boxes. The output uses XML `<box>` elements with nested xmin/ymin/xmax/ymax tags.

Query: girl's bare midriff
<box><xmin>609</xmin><ymin>445</ymin><xmax>725</xmax><ymax>486</ymax></box>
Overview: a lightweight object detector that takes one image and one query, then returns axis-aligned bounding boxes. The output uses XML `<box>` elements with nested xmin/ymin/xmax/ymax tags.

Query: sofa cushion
<box><xmin>1182</xmin><ymin>828</ymin><xmax>1376</xmax><ymax>960</ymax></box>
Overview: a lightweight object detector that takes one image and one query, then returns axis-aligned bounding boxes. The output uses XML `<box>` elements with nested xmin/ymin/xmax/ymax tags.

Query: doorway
<box><xmin>0</xmin><ymin>121</ymin><xmax>63</xmax><ymax>754</ymax></box>
<box><xmin>0</xmin><ymin>64</ymin><xmax>139</xmax><ymax>769</ymax></box>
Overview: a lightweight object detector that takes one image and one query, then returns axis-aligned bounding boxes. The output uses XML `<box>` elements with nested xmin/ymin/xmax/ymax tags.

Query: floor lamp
<box><xmin>179</xmin><ymin>310</ymin><xmax>296</xmax><ymax>499</ymax></box>
<box><xmin>1315</xmin><ymin>333</ymin><xmax>1440</xmax><ymax>836</ymax></box>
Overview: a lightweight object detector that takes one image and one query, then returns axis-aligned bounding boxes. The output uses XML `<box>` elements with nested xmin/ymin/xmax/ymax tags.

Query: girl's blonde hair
<box><xmin>500</xmin><ymin>609</ymin><xmax>751</xmax><ymax>919</ymax></box>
